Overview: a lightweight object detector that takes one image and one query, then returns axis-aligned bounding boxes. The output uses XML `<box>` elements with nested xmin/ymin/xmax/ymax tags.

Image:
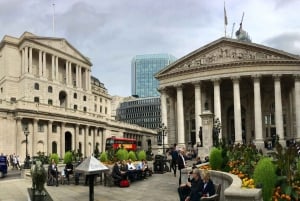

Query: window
<box><xmin>83</xmin><ymin>95</ymin><xmax>87</xmax><ymax>101</ymax></box>
<box><xmin>100</xmin><ymin>98</ymin><xmax>102</xmax><ymax>103</ymax></box>
<box><xmin>105</xmin><ymin>107</ymin><xmax>107</xmax><ymax>114</ymax></box>
<box><xmin>34</xmin><ymin>83</ymin><xmax>39</xmax><ymax>90</ymax></box>
<box><xmin>0</xmin><ymin>87</ymin><xmax>3</xmax><ymax>93</ymax></box>
<box><xmin>38</xmin><ymin>122</ymin><xmax>44</xmax><ymax>132</ymax></box>
<box><xmin>83</xmin><ymin>107</ymin><xmax>87</xmax><ymax>112</ymax></box>
<box><xmin>48</xmin><ymin>86</ymin><xmax>53</xmax><ymax>93</ymax></box>
<box><xmin>94</xmin><ymin>104</ymin><xmax>97</xmax><ymax>112</ymax></box>
<box><xmin>34</xmin><ymin>97</ymin><xmax>40</xmax><ymax>103</ymax></box>
<box><xmin>52</xmin><ymin>125</ymin><xmax>57</xmax><ymax>133</ymax></box>
<box><xmin>94</xmin><ymin>96</ymin><xmax>97</xmax><ymax>101</ymax></box>
<box><xmin>74</xmin><ymin>105</ymin><xmax>78</xmax><ymax>110</ymax></box>
<box><xmin>48</xmin><ymin>99</ymin><xmax>53</xmax><ymax>105</ymax></box>
<box><xmin>74</xmin><ymin>93</ymin><xmax>77</xmax><ymax>99</ymax></box>
<box><xmin>100</xmin><ymin>106</ymin><xmax>102</xmax><ymax>113</ymax></box>
<box><xmin>79</xmin><ymin>128</ymin><xmax>82</xmax><ymax>135</ymax></box>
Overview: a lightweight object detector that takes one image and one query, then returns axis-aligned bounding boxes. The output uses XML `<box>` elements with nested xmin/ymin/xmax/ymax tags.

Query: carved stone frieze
<box><xmin>175</xmin><ymin>45</ymin><xmax>289</xmax><ymax>71</ymax></box>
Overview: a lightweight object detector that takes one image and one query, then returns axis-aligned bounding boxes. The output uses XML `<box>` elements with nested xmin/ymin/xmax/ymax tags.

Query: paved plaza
<box><xmin>0</xmin><ymin>170</ymin><xmax>181</xmax><ymax>201</ymax></box>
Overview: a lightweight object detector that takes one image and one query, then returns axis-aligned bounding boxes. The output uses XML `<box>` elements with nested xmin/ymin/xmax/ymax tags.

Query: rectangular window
<box><xmin>38</xmin><ymin>122</ymin><xmax>44</xmax><ymax>132</ymax></box>
<box><xmin>52</xmin><ymin>125</ymin><xmax>57</xmax><ymax>133</ymax></box>
<box><xmin>48</xmin><ymin>99</ymin><xmax>53</xmax><ymax>105</ymax></box>
<box><xmin>34</xmin><ymin>97</ymin><xmax>40</xmax><ymax>103</ymax></box>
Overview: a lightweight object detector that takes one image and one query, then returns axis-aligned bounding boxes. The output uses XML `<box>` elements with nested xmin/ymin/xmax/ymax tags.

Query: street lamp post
<box><xmin>24</xmin><ymin>128</ymin><xmax>30</xmax><ymax>169</ymax></box>
<box><xmin>158</xmin><ymin>123</ymin><xmax>167</xmax><ymax>155</ymax></box>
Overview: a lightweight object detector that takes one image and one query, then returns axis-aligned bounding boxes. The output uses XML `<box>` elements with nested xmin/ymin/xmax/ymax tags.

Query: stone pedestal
<box><xmin>199</xmin><ymin>110</ymin><xmax>214</xmax><ymax>159</ymax></box>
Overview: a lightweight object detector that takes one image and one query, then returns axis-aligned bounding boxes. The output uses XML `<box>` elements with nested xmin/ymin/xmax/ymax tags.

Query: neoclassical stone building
<box><xmin>0</xmin><ymin>32</ymin><xmax>156</xmax><ymax>159</ymax></box>
<box><xmin>156</xmin><ymin>37</ymin><xmax>300</xmax><ymax>151</ymax></box>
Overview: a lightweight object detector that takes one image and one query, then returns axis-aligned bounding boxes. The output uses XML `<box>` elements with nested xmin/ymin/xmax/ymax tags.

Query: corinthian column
<box><xmin>232</xmin><ymin>77</ymin><xmax>242</xmax><ymax>143</ymax></box>
<box><xmin>194</xmin><ymin>82</ymin><xmax>202</xmax><ymax>145</ymax></box>
<box><xmin>273</xmin><ymin>75</ymin><xmax>284</xmax><ymax>145</ymax></box>
<box><xmin>295</xmin><ymin>75</ymin><xmax>300</xmax><ymax>140</ymax></box>
<box><xmin>159</xmin><ymin>87</ymin><xmax>168</xmax><ymax>146</ymax></box>
<box><xmin>176</xmin><ymin>84</ymin><xmax>185</xmax><ymax>146</ymax></box>
<box><xmin>213</xmin><ymin>78</ymin><xmax>222</xmax><ymax>138</ymax></box>
<box><xmin>252</xmin><ymin>75</ymin><xmax>263</xmax><ymax>147</ymax></box>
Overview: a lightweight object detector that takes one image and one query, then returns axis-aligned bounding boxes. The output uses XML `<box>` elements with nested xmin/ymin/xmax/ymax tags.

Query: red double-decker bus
<box><xmin>105</xmin><ymin>136</ymin><xmax>137</xmax><ymax>151</ymax></box>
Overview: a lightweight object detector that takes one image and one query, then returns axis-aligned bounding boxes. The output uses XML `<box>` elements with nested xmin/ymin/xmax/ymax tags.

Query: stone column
<box><xmin>38</xmin><ymin>50</ymin><xmax>42</xmax><ymax>77</ymax></box>
<box><xmin>213</xmin><ymin>79</ymin><xmax>222</xmax><ymax>138</ymax></box>
<box><xmin>274</xmin><ymin>75</ymin><xmax>284</xmax><ymax>145</ymax></box>
<box><xmin>51</xmin><ymin>55</ymin><xmax>55</xmax><ymax>81</ymax></box>
<box><xmin>21</xmin><ymin>49</ymin><xmax>25</xmax><ymax>74</ymax></box>
<box><xmin>47</xmin><ymin>121</ymin><xmax>53</xmax><ymax>155</ymax></box>
<box><xmin>160</xmin><ymin>87</ymin><xmax>168</xmax><ymax>146</ymax></box>
<box><xmin>85</xmin><ymin>69</ymin><xmax>89</xmax><ymax>90</ymax></box>
<box><xmin>176</xmin><ymin>84</ymin><xmax>185</xmax><ymax>146</ymax></box>
<box><xmin>253</xmin><ymin>75</ymin><xmax>264</xmax><ymax>148</ymax></box>
<box><xmin>75</xmin><ymin>124</ymin><xmax>79</xmax><ymax>152</ymax></box>
<box><xmin>232</xmin><ymin>77</ymin><xmax>242</xmax><ymax>143</ymax></box>
<box><xmin>295</xmin><ymin>75</ymin><xmax>300</xmax><ymax>140</ymax></box>
<box><xmin>65</xmin><ymin>61</ymin><xmax>69</xmax><ymax>84</ymax></box>
<box><xmin>76</xmin><ymin>65</ymin><xmax>79</xmax><ymax>87</ymax></box>
<box><xmin>69</xmin><ymin>62</ymin><xmax>72</xmax><ymax>86</ymax></box>
<box><xmin>78</xmin><ymin>66</ymin><xmax>82</xmax><ymax>88</ymax></box>
<box><xmin>55</xmin><ymin>57</ymin><xmax>59</xmax><ymax>81</ymax></box>
<box><xmin>42</xmin><ymin>52</ymin><xmax>46</xmax><ymax>78</ymax></box>
<box><xmin>194</xmin><ymin>82</ymin><xmax>202</xmax><ymax>146</ymax></box>
<box><xmin>29</xmin><ymin>47</ymin><xmax>33</xmax><ymax>74</ymax></box>
<box><xmin>24</xmin><ymin>47</ymin><xmax>28</xmax><ymax>73</ymax></box>
<box><xmin>85</xmin><ymin>126</ymin><xmax>89</xmax><ymax>157</ymax></box>
<box><xmin>33</xmin><ymin>119</ymin><xmax>38</xmax><ymax>156</ymax></box>
<box><xmin>168</xmin><ymin>95</ymin><xmax>176</xmax><ymax>145</ymax></box>
<box><xmin>60</xmin><ymin>122</ymin><xmax>66</xmax><ymax>157</ymax></box>
<box><xmin>16</xmin><ymin>118</ymin><xmax>22</xmax><ymax>157</ymax></box>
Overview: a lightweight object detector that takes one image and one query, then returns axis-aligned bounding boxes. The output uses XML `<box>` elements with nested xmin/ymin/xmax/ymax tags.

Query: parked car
<box><xmin>0</xmin><ymin>155</ymin><xmax>8</xmax><ymax>178</ymax></box>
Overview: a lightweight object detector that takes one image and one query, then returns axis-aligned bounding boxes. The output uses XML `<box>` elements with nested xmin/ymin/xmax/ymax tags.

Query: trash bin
<box><xmin>153</xmin><ymin>155</ymin><xmax>165</xmax><ymax>174</ymax></box>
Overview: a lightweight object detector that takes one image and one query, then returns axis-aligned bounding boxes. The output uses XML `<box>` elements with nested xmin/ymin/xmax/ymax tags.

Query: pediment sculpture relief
<box><xmin>177</xmin><ymin>46</ymin><xmax>288</xmax><ymax>70</ymax></box>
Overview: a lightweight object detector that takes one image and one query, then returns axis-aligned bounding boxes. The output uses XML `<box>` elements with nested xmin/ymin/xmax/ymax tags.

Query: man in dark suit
<box><xmin>177</xmin><ymin>149</ymin><xmax>186</xmax><ymax>186</ymax></box>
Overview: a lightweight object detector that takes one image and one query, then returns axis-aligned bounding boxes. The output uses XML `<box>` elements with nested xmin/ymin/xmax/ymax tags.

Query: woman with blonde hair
<box><xmin>201</xmin><ymin>170</ymin><xmax>215</xmax><ymax>197</ymax></box>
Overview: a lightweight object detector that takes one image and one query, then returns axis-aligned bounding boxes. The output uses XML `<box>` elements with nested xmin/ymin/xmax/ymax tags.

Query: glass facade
<box><xmin>131</xmin><ymin>54</ymin><xmax>177</xmax><ymax>98</ymax></box>
<box><xmin>116</xmin><ymin>97</ymin><xmax>161</xmax><ymax>129</ymax></box>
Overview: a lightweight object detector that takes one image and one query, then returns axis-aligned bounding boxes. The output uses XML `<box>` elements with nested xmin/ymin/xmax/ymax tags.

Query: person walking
<box><xmin>170</xmin><ymin>144</ymin><xmax>178</xmax><ymax>177</ymax></box>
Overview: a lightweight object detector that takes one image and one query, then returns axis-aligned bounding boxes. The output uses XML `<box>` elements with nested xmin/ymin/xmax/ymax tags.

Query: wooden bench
<box><xmin>200</xmin><ymin>184</ymin><xmax>221</xmax><ymax>201</ymax></box>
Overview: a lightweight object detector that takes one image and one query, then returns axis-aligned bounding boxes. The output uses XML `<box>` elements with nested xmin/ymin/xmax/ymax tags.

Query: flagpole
<box><xmin>224</xmin><ymin>1</ymin><xmax>228</xmax><ymax>37</ymax></box>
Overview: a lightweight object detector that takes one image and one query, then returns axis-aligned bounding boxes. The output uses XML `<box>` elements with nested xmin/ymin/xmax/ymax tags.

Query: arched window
<box><xmin>83</xmin><ymin>95</ymin><xmax>87</xmax><ymax>101</ymax></box>
<box><xmin>48</xmin><ymin>86</ymin><xmax>53</xmax><ymax>93</ymax></box>
<box><xmin>34</xmin><ymin>83</ymin><xmax>39</xmax><ymax>90</ymax></box>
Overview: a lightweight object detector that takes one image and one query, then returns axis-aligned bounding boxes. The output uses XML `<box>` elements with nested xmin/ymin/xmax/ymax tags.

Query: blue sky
<box><xmin>0</xmin><ymin>0</ymin><xmax>300</xmax><ymax>96</ymax></box>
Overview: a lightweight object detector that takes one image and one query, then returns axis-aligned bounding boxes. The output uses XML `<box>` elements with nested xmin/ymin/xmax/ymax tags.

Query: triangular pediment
<box><xmin>33</xmin><ymin>38</ymin><xmax>91</xmax><ymax>64</ymax></box>
<box><xmin>156</xmin><ymin>37</ymin><xmax>300</xmax><ymax>78</ymax></box>
<box><xmin>19</xmin><ymin>32</ymin><xmax>91</xmax><ymax>65</ymax></box>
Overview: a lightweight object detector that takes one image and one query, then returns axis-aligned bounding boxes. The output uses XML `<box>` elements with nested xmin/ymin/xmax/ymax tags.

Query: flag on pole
<box><xmin>224</xmin><ymin>2</ymin><xmax>228</xmax><ymax>26</ymax></box>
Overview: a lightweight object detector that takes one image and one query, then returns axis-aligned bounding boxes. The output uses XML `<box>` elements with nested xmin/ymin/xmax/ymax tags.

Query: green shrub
<box><xmin>49</xmin><ymin>153</ymin><xmax>59</xmax><ymax>164</ymax></box>
<box><xmin>99</xmin><ymin>152</ymin><xmax>108</xmax><ymax>162</ymax></box>
<box><xmin>253</xmin><ymin>157</ymin><xmax>277</xmax><ymax>201</ymax></box>
<box><xmin>116</xmin><ymin>148</ymin><xmax>128</xmax><ymax>161</ymax></box>
<box><xmin>128</xmin><ymin>151</ymin><xmax>137</xmax><ymax>161</ymax></box>
<box><xmin>209</xmin><ymin>147</ymin><xmax>223</xmax><ymax>170</ymax></box>
<box><xmin>137</xmin><ymin>150</ymin><xmax>147</xmax><ymax>161</ymax></box>
<box><xmin>63</xmin><ymin>151</ymin><xmax>73</xmax><ymax>164</ymax></box>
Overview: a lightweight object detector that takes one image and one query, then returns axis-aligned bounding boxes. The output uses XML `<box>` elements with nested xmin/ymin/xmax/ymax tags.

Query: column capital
<box><xmin>252</xmin><ymin>74</ymin><xmax>261</xmax><ymax>81</ymax></box>
<box><xmin>192</xmin><ymin>81</ymin><xmax>202</xmax><ymax>87</ymax></box>
<box><xmin>174</xmin><ymin>83</ymin><xmax>183</xmax><ymax>89</ymax></box>
<box><xmin>157</xmin><ymin>86</ymin><xmax>167</xmax><ymax>93</ymax></box>
<box><xmin>294</xmin><ymin>74</ymin><xmax>300</xmax><ymax>81</ymax></box>
<box><xmin>273</xmin><ymin>74</ymin><xmax>282</xmax><ymax>81</ymax></box>
<box><xmin>231</xmin><ymin>76</ymin><xmax>240</xmax><ymax>83</ymax></box>
<box><xmin>211</xmin><ymin>78</ymin><xmax>221</xmax><ymax>83</ymax></box>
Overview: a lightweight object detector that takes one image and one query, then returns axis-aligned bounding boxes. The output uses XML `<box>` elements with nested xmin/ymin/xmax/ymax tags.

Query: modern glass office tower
<box><xmin>131</xmin><ymin>54</ymin><xmax>177</xmax><ymax>98</ymax></box>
